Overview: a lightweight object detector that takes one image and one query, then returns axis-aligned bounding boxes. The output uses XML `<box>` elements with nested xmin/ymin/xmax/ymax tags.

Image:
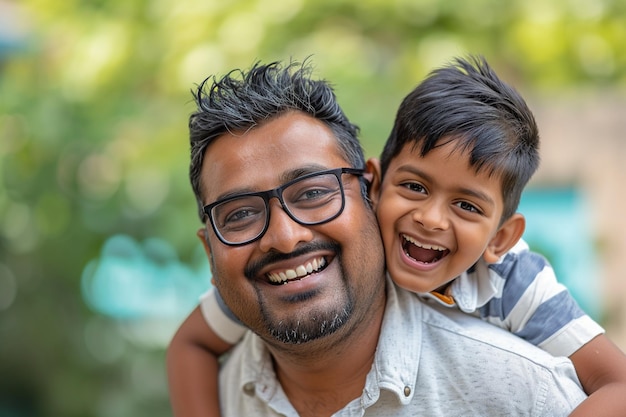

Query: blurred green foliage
<box><xmin>0</xmin><ymin>0</ymin><xmax>624</xmax><ymax>415</ymax></box>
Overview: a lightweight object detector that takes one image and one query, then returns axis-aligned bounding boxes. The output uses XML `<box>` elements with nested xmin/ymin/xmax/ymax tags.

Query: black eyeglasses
<box><xmin>203</xmin><ymin>167</ymin><xmax>364</xmax><ymax>246</ymax></box>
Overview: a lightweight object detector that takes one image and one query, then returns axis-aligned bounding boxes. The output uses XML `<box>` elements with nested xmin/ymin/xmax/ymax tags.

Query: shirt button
<box><xmin>404</xmin><ymin>386</ymin><xmax>411</xmax><ymax>397</ymax></box>
<box><xmin>243</xmin><ymin>382</ymin><xmax>255</xmax><ymax>396</ymax></box>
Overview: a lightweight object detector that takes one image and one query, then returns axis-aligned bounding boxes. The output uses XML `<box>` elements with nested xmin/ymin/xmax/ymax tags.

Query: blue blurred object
<box><xmin>81</xmin><ymin>234</ymin><xmax>211</xmax><ymax>320</ymax></box>
<box><xmin>82</xmin><ymin>187</ymin><xmax>601</xmax><ymax>323</ymax></box>
<box><xmin>518</xmin><ymin>187</ymin><xmax>601</xmax><ymax>320</ymax></box>
<box><xmin>0</xmin><ymin>3</ymin><xmax>28</xmax><ymax>61</ymax></box>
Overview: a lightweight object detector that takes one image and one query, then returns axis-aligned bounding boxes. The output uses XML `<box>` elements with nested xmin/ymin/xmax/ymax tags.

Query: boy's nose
<box><xmin>412</xmin><ymin>201</ymin><xmax>449</xmax><ymax>231</ymax></box>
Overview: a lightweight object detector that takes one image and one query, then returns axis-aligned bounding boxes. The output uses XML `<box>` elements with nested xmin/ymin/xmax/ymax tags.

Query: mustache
<box><xmin>244</xmin><ymin>241</ymin><xmax>340</xmax><ymax>279</ymax></box>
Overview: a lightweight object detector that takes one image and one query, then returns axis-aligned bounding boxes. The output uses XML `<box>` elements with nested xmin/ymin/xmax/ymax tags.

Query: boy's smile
<box><xmin>373</xmin><ymin>139</ymin><xmax>506</xmax><ymax>295</ymax></box>
<box><xmin>401</xmin><ymin>234</ymin><xmax>450</xmax><ymax>264</ymax></box>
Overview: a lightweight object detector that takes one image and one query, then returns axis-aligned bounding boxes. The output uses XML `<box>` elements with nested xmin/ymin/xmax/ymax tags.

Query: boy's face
<box><xmin>373</xmin><ymin>139</ymin><xmax>508</xmax><ymax>294</ymax></box>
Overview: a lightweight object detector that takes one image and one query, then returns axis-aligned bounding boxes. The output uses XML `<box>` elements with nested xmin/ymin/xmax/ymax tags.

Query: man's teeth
<box><xmin>402</xmin><ymin>234</ymin><xmax>446</xmax><ymax>251</ymax></box>
<box><xmin>267</xmin><ymin>257</ymin><xmax>327</xmax><ymax>284</ymax></box>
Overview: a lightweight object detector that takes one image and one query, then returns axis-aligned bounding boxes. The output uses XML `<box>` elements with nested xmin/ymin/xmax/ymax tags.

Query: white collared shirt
<box><xmin>218</xmin><ymin>277</ymin><xmax>586</xmax><ymax>416</ymax></box>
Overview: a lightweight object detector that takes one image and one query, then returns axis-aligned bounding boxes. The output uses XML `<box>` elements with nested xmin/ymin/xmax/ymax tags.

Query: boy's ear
<box><xmin>483</xmin><ymin>213</ymin><xmax>526</xmax><ymax>264</ymax></box>
<box><xmin>365</xmin><ymin>157</ymin><xmax>383</xmax><ymax>209</ymax></box>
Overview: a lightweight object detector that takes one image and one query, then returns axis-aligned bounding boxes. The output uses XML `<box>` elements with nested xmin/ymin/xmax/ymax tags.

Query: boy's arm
<box><xmin>167</xmin><ymin>306</ymin><xmax>233</xmax><ymax>417</ymax></box>
<box><xmin>568</xmin><ymin>334</ymin><xmax>626</xmax><ymax>416</ymax></box>
<box><xmin>484</xmin><ymin>244</ymin><xmax>626</xmax><ymax>414</ymax></box>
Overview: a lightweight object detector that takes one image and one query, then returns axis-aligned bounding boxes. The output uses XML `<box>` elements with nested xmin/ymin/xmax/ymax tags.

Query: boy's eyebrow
<box><xmin>397</xmin><ymin>164</ymin><xmax>496</xmax><ymax>206</ymax></box>
<box><xmin>456</xmin><ymin>185</ymin><xmax>496</xmax><ymax>206</ymax></box>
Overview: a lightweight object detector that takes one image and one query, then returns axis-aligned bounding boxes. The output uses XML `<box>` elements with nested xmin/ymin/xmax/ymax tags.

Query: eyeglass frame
<box><xmin>203</xmin><ymin>167</ymin><xmax>364</xmax><ymax>246</ymax></box>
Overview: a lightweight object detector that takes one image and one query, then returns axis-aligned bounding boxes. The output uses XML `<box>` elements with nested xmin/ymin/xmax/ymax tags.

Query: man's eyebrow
<box><xmin>280</xmin><ymin>164</ymin><xmax>330</xmax><ymax>183</ymax></box>
<box><xmin>212</xmin><ymin>187</ymin><xmax>254</xmax><ymax>203</ymax></box>
<box><xmin>211</xmin><ymin>164</ymin><xmax>332</xmax><ymax>203</ymax></box>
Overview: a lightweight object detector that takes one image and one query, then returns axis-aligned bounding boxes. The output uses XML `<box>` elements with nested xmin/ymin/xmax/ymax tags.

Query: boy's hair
<box><xmin>189</xmin><ymin>59</ymin><xmax>366</xmax><ymax>221</ymax></box>
<box><xmin>380</xmin><ymin>55</ymin><xmax>540</xmax><ymax>222</ymax></box>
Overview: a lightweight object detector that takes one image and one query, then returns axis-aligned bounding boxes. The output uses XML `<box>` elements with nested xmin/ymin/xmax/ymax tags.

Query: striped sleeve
<box><xmin>479</xmin><ymin>249</ymin><xmax>604</xmax><ymax>357</ymax></box>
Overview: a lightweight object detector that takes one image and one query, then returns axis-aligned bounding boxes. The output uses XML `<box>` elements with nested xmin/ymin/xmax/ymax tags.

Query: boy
<box><xmin>167</xmin><ymin>55</ymin><xmax>626</xmax><ymax>416</ymax></box>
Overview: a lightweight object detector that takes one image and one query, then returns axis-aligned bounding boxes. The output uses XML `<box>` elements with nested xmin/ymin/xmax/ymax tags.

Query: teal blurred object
<box><xmin>82</xmin><ymin>188</ymin><xmax>601</xmax><ymax>323</ymax></box>
<box><xmin>518</xmin><ymin>187</ymin><xmax>601</xmax><ymax>320</ymax></box>
<box><xmin>81</xmin><ymin>234</ymin><xmax>211</xmax><ymax>320</ymax></box>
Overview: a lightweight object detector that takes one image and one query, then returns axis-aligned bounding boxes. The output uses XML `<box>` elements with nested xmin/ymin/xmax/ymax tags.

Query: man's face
<box><xmin>374</xmin><ymin>140</ymin><xmax>506</xmax><ymax>294</ymax></box>
<box><xmin>198</xmin><ymin>111</ymin><xmax>385</xmax><ymax>348</ymax></box>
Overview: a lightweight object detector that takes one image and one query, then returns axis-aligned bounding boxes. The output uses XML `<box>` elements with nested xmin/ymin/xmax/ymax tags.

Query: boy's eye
<box><xmin>455</xmin><ymin>201</ymin><xmax>480</xmax><ymax>214</ymax></box>
<box><xmin>401</xmin><ymin>182</ymin><xmax>427</xmax><ymax>194</ymax></box>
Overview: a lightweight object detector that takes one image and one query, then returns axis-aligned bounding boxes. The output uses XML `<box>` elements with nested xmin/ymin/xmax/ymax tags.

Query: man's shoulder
<box><xmin>382</xmin><ymin>283</ymin><xmax>586</xmax><ymax>414</ymax></box>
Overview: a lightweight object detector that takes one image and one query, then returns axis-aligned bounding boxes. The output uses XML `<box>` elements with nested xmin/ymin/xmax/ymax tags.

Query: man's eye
<box><xmin>223</xmin><ymin>207</ymin><xmax>261</xmax><ymax>225</ymax></box>
<box><xmin>228</xmin><ymin>209</ymin><xmax>252</xmax><ymax>221</ymax></box>
<box><xmin>300</xmin><ymin>188</ymin><xmax>331</xmax><ymax>200</ymax></box>
<box><xmin>289</xmin><ymin>185</ymin><xmax>337</xmax><ymax>205</ymax></box>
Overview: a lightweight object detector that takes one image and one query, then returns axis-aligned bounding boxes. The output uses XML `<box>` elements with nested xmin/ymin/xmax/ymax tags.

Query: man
<box><xmin>168</xmin><ymin>59</ymin><xmax>586</xmax><ymax>416</ymax></box>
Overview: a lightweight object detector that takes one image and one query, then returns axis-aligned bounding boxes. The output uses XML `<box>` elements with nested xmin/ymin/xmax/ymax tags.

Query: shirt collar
<box><xmin>449</xmin><ymin>258</ymin><xmax>498</xmax><ymax>312</ymax></box>
<box><xmin>235</xmin><ymin>275</ymin><xmax>422</xmax><ymax>410</ymax></box>
<box><xmin>361</xmin><ymin>275</ymin><xmax>421</xmax><ymax>407</ymax></box>
<box><xmin>419</xmin><ymin>257</ymin><xmax>500</xmax><ymax>313</ymax></box>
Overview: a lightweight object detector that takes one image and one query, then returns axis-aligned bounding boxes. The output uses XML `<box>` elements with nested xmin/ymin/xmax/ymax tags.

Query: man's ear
<box><xmin>366</xmin><ymin>157</ymin><xmax>383</xmax><ymax>210</ymax></box>
<box><xmin>197</xmin><ymin>228</ymin><xmax>211</xmax><ymax>253</ymax></box>
<box><xmin>196</xmin><ymin>227</ymin><xmax>216</xmax><ymax>276</ymax></box>
<box><xmin>483</xmin><ymin>213</ymin><xmax>526</xmax><ymax>264</ymax></box>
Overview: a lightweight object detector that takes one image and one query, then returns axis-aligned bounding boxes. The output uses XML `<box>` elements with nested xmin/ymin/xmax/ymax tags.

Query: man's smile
<box><xmin>266</xmin><ymin>256</ymin><xmax>328</xmax><ymax>285</ymax></box>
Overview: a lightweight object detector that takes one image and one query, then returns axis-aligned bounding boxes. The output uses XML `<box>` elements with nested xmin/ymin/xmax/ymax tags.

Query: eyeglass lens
<box><xmin>211</xmin><ymin>172</ymin><xmax>344</xmax><ymax>244</ymax></box>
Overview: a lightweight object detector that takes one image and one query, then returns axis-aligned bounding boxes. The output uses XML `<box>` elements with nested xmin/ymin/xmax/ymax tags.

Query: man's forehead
<box><xmin>199</xmin><ymin>112</ymin><xmax>350</xmax><ymax>203</ymax></box>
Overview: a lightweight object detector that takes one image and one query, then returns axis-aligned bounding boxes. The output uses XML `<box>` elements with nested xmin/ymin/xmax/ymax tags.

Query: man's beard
<box><xmin>259</xmin><ymin>258</ymin><xmax>355</xmax><ymax>344</ymax></box>
<box><xmin>250</xmin><ymin>243</ymin><xmax>356</xmax><ymax>345</ymax></box>
<box><xmin>267</xmin><ymin>303</ymin><xmax>353</xmax><ymax>344</ymax></box>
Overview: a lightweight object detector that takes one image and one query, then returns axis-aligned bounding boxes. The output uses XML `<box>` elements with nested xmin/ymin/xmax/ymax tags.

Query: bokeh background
<box><xmin>1</xmin><ymin>0</ymin><xmax>625</xmax><ymax>416</ymax></box>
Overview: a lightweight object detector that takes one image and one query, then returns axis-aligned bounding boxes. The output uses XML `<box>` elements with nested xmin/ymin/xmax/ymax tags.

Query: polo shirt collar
<box><xmin>234</xmin><ymin>276</ymin><xmax>422</xmax><ymax>411</ymax></box>
<box><xmin>361</xmin><ymin>275</ymin><xmax>421</xmax><ymax>407</ymax></box>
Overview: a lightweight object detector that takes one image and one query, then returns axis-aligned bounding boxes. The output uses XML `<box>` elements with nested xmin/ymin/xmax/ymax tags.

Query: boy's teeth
<box><xmin>402</xmin><ymin>234</ymin><xmax>446</xmax><ymax>251</ymax></box>
<box><xmin>267</xmin><ymin>257</ymin><xmax>327</xmax><ymax>284</ymax></box>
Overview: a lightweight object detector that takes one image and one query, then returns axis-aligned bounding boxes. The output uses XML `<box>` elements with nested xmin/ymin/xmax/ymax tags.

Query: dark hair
<box><xmin>189</xmin><ymin>59</ymin><xmax>365</xmax><ymax>221</ymax></box>
<box><xmin>380</xmin><ymin>55</ymin><xmax>540</xmax><ymax>222</ymax></box>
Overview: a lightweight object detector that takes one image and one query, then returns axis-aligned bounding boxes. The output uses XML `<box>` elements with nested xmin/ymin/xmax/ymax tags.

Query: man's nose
<box><xmin>258</xmin><ymin>199</ymin><xmax>314</xmax><ymax>253</ymax></box>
